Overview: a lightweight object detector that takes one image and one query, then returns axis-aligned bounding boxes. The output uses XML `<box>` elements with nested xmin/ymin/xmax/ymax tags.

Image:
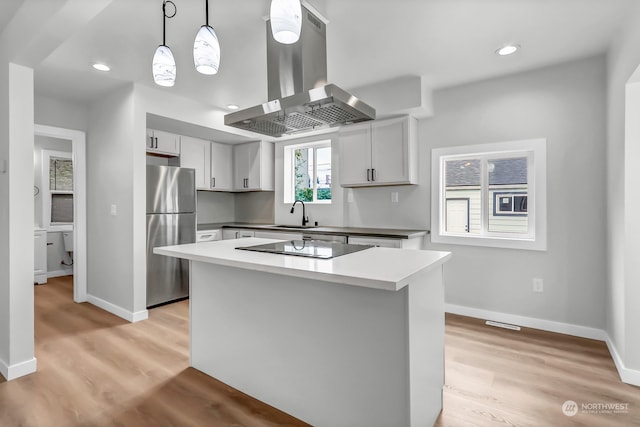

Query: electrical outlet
<box><xmin>533</xmin><ymin>278</ymin><xmax>544</xmax><ymax>293</ymax></box>
<box><xmin>391</xmin><ymin>191</ymin><xmax>399</xmax><ymax>203</ymax></box>
<box><xmin>347</xmin><ymin>190</ymin><xmax>354</xmax><ymax>203</ymax></box>
<box><xmin>110</xmin><ymin>204</ymin><xmax>117</xmax><ymax>216</ymax></box>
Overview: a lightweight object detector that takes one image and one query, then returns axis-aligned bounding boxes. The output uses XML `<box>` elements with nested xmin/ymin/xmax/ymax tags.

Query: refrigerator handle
<box><xmin>211</xmin><ymin>177</ymin><xmax>215</xmax><ymax>188</ymax></box>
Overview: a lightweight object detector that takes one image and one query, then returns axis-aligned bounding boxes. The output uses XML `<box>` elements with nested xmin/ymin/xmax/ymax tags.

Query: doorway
<box><xmin>34</xmin><ymin>124</ymin><xmax>87</xmax><ymax>302</ymax></box>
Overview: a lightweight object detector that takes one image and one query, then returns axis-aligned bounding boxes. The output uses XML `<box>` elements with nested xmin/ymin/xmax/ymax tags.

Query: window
<box><xmin>284</xmin><ymin>140</ymin><xmax>332</xmax><ymax>203</ymax></box>
<box><xmin>431</xmin><ymin>139</ymin><xmax>546</xmax><ymax>250</ymax></box>
<box><xmin>43</xmin><ymin>150</ymin><xmax>74</xmax><ymax>230</ymax></box>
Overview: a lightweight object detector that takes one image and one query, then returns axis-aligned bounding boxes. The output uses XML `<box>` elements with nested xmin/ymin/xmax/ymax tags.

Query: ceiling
<box><xmin>11</xmin><ymin>0</ymin><xmax>639</xmax><ymax>125</ymax></box>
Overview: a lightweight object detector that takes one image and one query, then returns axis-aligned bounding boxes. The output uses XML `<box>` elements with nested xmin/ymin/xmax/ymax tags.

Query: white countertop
<box><xmin>154</xmin><ymin>238</ymin><xmax>451</xmax><ymax>291</ymax></box>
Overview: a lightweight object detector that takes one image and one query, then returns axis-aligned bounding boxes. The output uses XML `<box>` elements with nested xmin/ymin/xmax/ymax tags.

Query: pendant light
<box><xmin>270</xmin><ymin>0</ymin><xmax>302</xmax><ymax>44</ymax></box>
<box><xmin>152</xmin><ymin>1</ymin><xmax>177</xmax><ymax>87</ymax></box>
<box><xmin>193</xmin><ymin>0</ymin><xmax>221</xmax><ymax>75</ymax></box>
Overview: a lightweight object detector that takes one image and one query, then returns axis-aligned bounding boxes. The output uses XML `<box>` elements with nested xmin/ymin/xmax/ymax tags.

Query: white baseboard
<box><xmin>445</xmin><ymin>304</ymin><xmax>606</xmax><ymax>341</ymax></box>
<box><xmin>605</xmin><ymin>336</ymin><xmax>640</xmax><ymax>387</ymax></box>
<box><xmin>87</xmin><ymin>294</ymin><xmax>148</xmax><ymax>323</ymax></box>
<box><xmin>47</xmin><ymin>268</ymin><xmax>73</xmax><ymax>279</ymax></box>
<box><xmin>0</xmin><ymin>357</ymin><xmax>37</xmax><ymax>381</ymax></box>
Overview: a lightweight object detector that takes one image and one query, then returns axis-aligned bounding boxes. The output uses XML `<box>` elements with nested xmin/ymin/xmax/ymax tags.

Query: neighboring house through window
<box><xmin>431</xmin><ymin>138</ymin><xmax>546</xmax><ymax>250</ymax></box>
<box><xmin>284</xmin><ymin>140</ymin><xmax>332</xmax><ymax>203</ymax></box>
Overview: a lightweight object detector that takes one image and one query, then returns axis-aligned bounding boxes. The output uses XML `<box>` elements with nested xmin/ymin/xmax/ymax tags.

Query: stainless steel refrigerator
<box><xmin>146</xmin><ymin>165</ymin><xmax>196</xmax><ymax>308</ymax></box>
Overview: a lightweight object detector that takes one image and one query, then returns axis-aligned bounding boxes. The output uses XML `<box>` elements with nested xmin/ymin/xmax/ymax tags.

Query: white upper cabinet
<box><xmin>180</xmin><ymin>138</ymin><xmax>233</xmax><ymax>191</ymax></box>
<box><xmin>233</xmin><ymin>141</ymin><xmax>274</xmax><ymax>191</ymax></box>
<box><xmin>180</xmin><ymin>136</ymin><xmax>211</xmax><ymax>190</ymax></box>
<box><xmin>338</xmin><ymin>116</ymin><xmax>418</xmax><ymax>187</ymax></box>
<box><xmin>210</xmin><ymin>141</ymin><xmax>233</xmax><ymax>191</ymax></box>
<box><xmin>147</xmin><ymin>129</ymin><xmax>180</xmax><ymax>156</ymax></box>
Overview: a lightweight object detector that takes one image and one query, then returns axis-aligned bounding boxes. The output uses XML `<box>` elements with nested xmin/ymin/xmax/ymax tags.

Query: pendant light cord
<box><xmin>205</xmin><ymin>0</ymin><xmax>209</xmax><ymax>27</ymax></box>
<box><xmin>162</xmin><ymin>0</ymin><xmax>177</xmax><ymax>46</ymax></box>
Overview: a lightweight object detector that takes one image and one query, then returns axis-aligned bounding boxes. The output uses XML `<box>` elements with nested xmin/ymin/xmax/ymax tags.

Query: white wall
<box><xmin>426</xmin><ymin>55</ymin><xmax>607</xmax><ymax>329</ymax></box>
<box><xmin>34</xmin><ymin>95</ymin><xmax>89</xmax><ymax>132</ymax></box>
<box><xmin>196</xmin><ymin>191</ymin><xmax>235</xmax><ymax>224</ymax></box>
<box><xmin>344</xmin><ymin>56</ymin><xmax>605</xmax><ymax>330</ymax></box>
<box><xmin>0</xmin><ymin>62</ymin><xmax>36</xmax><ymax>380</ymax></box>
<box><xmin>606</xmin><ymin>4</ymin><xmax>640</xmax><ymax>376</ymax></box>
<box><xmin>235</xmin><ymin>192</ymin><xmax>275</xmax><ymax>224</ymax></box>
<box><xmin>86</xmin><ymin>85</ymin><xmax>138</xmax><ymax>315</ymax></box>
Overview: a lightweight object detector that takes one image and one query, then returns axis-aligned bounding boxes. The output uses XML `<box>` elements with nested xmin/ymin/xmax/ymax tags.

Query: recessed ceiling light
<box><xmin>496</xmin><ymin>45</ymin><xmax>519</xmax><ymax>56</ymax></box>
<box><xmin>92</xmin><ymin>63</ymin><xmax>111</xmax><ymax>71</ymax></box>
<box><xmin>227</xmin><ymin>104</ymin><xmax>239</xmax><ymax>110</ymax></box>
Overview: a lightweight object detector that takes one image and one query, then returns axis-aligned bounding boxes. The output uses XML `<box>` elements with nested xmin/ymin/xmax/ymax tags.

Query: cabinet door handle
<box><xmin>366</xmin><ymin>168</ymin><xmax>371</xmax><ymax>181</ymax></box>
<box><xmin>154</xmin><ymin>137</ymin><xmax>158</xmax><ymax>149</ymax></box>
<box><xmin>149</xmin><ymin>136</ymin><xmax>154</xmax><ymax>148</ymax></box>
<box><xmin>244</xmin><ymin>178</ymin><xmax>248</xmax><ymax>188</ymax></box>
<box><xmin>211</xmin><ymin>177</ymin><xmax>215</xmax><ymax>188</ymax></box>
<box><xmin>371</xmin><ymin>168</ymin><xmax>376</xmax><ymax>181</ymax></box>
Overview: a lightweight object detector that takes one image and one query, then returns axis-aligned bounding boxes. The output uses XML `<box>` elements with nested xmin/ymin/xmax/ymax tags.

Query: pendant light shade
<box><xmin>153</xmin><ymin>1</ymin><xmax>177</xmax><ymax>87</ymax></box>
<box><xmin>153</xmin><ymin>45</ymin><xmax>176</xmax><ymax>87</ymax></box>
<box><xmin>270</xmin><ymin>0</ymin><xmax>302</xmax><ymax>44</ymax></box>
<box><xmin>194</xmin><ymin>24</ymin><xmax>221</xmax><ymax>75</ymax></box>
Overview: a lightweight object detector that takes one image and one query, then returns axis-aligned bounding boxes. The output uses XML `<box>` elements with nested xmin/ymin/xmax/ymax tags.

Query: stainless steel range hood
<box><xmin>224</xmin><ymin>6</ymin><xmax>376</xmax><ymax>138</ymax></box>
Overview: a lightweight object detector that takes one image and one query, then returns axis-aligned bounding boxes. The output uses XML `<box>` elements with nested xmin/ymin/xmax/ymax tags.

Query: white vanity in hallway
<box><xmin>155</xmin><ymin>238</ymin><xmax>451</xmax><ymax>427</ymax></box>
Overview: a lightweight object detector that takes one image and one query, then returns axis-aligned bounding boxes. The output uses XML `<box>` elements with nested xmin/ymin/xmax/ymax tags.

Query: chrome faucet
<box><xmin>290</xmin><ymin>200</ymin><xmax>309</xmax><ymax>227</ymax></box>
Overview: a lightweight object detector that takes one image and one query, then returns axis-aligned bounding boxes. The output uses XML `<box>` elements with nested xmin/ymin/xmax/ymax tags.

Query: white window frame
<box><xmin>42</xmin><ymin>149</ymin><xmax>74</xmax><ymax>232</ymax></box>
<box><xmin>283</xmin><ymin>140</ymin><xmax>332</xmax><ymax>204</ymax></box>
<box><xmin>431</xmin><ymin>138</ymin><xmax>547</xmax><ymax>251</ymax></box>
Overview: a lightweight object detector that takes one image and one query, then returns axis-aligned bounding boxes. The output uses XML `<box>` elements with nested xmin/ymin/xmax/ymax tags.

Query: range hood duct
<box><xmin>224</xmin><ymin>6</ymin><xmax>376</xmax><ymax>137</ymax></box>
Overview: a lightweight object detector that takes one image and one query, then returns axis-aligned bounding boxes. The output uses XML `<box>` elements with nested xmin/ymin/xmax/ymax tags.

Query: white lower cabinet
<box><xmin>34</xmin><ymin>229</ymin><xmax>47</xmax><ymax>284</ymax></box>
<box><xmin>348</xmin><ymin>235</ymin><xmax>423</xmax><ymax>249</ymax></box>
<box><xmin>254</xmin><ymin>231</ymin><xmax>302</xmax><ymax>240</ymax></box>
<box><xmin>222</xmin><ymin>229</ymin><xmax>255</xmax><ymax>240</ymax></box>
<box><xmin>196</xmin><ymin>229</ymin><xmax>222</xmax><ymax>242</ymax></box>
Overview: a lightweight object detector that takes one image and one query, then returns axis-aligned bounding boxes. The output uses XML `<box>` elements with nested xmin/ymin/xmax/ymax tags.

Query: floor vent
<box><xmin>485</xmin><ymin>320</ymin><xmax>521</xmax><ymax>331</ymax></box>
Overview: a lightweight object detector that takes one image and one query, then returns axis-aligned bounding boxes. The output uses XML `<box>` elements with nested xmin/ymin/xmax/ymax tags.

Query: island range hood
<box><xmin>224</xmin><ymin>6</ymin><xmax>376</xmax><ymax>138</ymax></box>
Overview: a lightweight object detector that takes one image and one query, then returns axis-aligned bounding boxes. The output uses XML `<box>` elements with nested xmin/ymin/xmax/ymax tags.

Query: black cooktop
<box><xmin>236</xmin><ymin>240</ymin><xmax>374</xmax><ymax>259</ymax></box>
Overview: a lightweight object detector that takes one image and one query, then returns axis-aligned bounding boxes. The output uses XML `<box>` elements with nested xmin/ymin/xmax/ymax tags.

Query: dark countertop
<box><xmin>197</xmin><ymin>222</ymin><xmax>429</xmax><ymax>239</ymax></box>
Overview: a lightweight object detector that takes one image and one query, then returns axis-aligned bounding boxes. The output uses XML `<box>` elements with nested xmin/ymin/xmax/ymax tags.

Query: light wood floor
<box><xmin>1</xmin><ymin>277</ymin><xmax>638</xmax><ymax>426</ymax></box>
<box><xmin>0</xmin><ymin>276</ymin><xmax>309</xmax><ymax>427</ymax></box>
<box><xmin>436</xmin><ymin>314</ymin><xmax>640</xmax><ymax>426</ymax></box>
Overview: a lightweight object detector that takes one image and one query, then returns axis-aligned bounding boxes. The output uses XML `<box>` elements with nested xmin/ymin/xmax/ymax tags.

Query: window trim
<box><xmin>431</xmin><ymin>138</ymin><xmax>547</xmax><ymax>251</ymax></box>
<box><xmin>284</xmin><ymin>140</ymin><xmax>332</xmax><ymax>204</ymax></box>
<box><xmin>42</xmin><ymin>149</ymin><xmax>74</xmax><ymax>232</ymax></box>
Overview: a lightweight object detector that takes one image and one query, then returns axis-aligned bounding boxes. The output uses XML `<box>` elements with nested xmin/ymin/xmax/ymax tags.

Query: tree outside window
<box><xmin>292</xmin><ymin>142</ymin><xmax>331</xmax><ymax>203</ymax></box>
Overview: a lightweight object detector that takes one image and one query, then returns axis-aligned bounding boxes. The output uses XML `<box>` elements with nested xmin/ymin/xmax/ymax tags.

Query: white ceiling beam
<box><xmin>349</xmin><ymin>75</ymin><xmax>435</xmax><ymax>120</ymax></box>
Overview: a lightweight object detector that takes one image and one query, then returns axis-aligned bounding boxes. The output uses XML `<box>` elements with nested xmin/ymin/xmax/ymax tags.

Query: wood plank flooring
<box><xmin>1</xmin><ymin>277</ymin><xmax>638</xmax><ymax>426</ymax></box>
<box><xmin>436</xmin><ymin>314</ymin><xmax>640</xmax><ymax>426</ymax></box>
<box><xmin>0</xmin><ymin>277</ymin><xmax>309</xmax><ymax>427</ymax></box>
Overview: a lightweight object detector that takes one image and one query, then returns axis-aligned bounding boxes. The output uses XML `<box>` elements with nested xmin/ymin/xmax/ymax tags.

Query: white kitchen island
<box><xmin>155</xmin><ymin>238</ymin><xmax>451</xmax><ymax>427</ymax></box>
